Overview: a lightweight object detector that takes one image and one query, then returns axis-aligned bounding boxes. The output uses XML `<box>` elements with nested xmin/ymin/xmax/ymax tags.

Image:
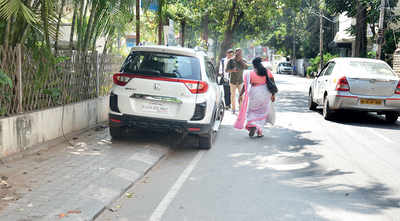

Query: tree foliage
<box><xmin>325</xmin><ymin>0</ymin><xmax>399</xmax><ymax>57</ymax></box>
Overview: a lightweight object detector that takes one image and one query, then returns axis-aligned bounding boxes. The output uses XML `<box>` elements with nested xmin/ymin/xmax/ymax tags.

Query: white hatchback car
<box><xmin>109</xmin><ymin>46</ymin><xmax>225</xmax><ymax>149</ymax></box>
<box><xmin>309</xmin><ymin>57</ymin><xmax>400</xmax><ymax>122</ymax></box>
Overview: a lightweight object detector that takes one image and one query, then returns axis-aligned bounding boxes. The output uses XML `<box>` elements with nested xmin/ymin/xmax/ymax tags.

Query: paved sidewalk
<box><xmin>0</xmin><ymin>126</ymin><xmax>170</xmax><ymax>221</ymax></box>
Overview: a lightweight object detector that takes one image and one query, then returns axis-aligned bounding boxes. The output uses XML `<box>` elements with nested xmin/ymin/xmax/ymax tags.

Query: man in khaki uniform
<box><xmin>226</xmin><ymin>48</ymin><xmax>248</xmax><ymax>114</ymax></box>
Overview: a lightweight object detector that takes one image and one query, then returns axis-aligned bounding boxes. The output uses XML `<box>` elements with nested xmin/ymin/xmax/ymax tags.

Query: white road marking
<box><xmin>148</xmin><ymin>151</ymin><xmax>205</xmax><ymax>221</ymax></box>
<box><xmin>366</xmin><ymin>128</ymin><xmax>395</xmax><ymax>144</ymax></box>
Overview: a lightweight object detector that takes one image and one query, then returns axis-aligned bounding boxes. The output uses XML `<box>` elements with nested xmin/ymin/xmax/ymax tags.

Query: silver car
<box><xmin>277</xmin><ymin>62</ymin><xmax>293</xmax><ymax>74</ymax></box>
<box><xmin>308</xmin><ymin>58</ymin><xmax>400</xmax><ymax>123</ymax></box>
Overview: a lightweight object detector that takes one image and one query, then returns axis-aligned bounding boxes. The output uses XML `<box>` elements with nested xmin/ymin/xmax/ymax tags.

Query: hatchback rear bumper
<box><xmin>328</xmin><ymin>92</ymin><xmax>400</xmax><ymax>112</ymax></box>
<box><xmin>109</xmin><ymin>113</ymin><xmax>212</xmax><ymax>134</ymax></box>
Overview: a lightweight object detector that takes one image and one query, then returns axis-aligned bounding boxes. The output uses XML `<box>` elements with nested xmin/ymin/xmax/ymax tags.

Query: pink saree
<box><xmin>234</xmin><ymin>71</ymin><xmax>273</xmax><ymax>131</ymax></box>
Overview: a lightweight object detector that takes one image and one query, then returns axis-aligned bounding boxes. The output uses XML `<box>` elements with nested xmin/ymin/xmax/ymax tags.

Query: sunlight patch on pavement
<box><xmin>265</xmin><ymin>162</ymin><xmax>311</xmax><ymax>171</ymax></box>
<box><xmin>229</xmin><ymin>153</ymin><xmax>256</xmax><ymax>158</ymax></box>
<box><xmin>312</xmin><ymin>204</ymin><xmax>383</xmax><ymax>221</ymax></box>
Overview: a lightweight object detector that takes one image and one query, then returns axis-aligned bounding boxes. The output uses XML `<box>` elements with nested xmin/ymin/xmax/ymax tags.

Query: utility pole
<box><xmin>376</xmin><ymin>0</ymin><xmax>385</xmax><ymax>60</ymax></box>
<box><xmin>136</xmin><ymin>0</ymin><xmax>140</xmax><ymax>45</ymax></box>
<box><xmin>319</xmin><ymin>0</ymin><xmax>324</xmax><ymax>71</ymax></box>
<box><xmin>293</xmin><ymin>25</ymin><xmax>296</xmax><ymax>73</ymax></box>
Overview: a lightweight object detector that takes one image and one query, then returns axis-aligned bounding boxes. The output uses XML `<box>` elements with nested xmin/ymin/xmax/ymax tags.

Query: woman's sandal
<box><xmin>257</xmin><ymin>129</ymin><xmax>264</xmax><ymax>138</ymax></box>
<box><xmin>248</xmin><ymin>127</ymin><xmax>257</xmax><ymax>137</ymax></box>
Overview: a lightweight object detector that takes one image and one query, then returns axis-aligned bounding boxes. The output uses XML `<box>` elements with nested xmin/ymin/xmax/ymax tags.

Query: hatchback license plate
<box><xmin>142</xmin><ymin>102</ymin><xmax>169</xmax><ymax>114</ymax></box>
<box><xmin>360</xmin><ymin>99</ymin><xmax>383</xmax><ymax>105</ymax></box>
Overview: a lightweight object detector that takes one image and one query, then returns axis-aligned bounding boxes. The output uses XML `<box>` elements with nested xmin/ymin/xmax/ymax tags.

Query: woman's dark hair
<box><xmin>252</xmin><ymin>57</ymin><xmax>267</xmax><ymax>77</ymax></box>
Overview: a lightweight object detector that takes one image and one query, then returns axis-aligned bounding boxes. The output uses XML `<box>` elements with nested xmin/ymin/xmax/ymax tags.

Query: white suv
<box><xmin>109</xmin><ymin>46</ymin><xmax>225</xmax><ymax>149</ymax></box>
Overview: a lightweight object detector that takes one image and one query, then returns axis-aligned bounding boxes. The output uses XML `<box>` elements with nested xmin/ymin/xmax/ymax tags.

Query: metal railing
<box><xmin>0</xmin><ymin>45</ymin><xmax>124</xmax><ymax>118</ymax></box>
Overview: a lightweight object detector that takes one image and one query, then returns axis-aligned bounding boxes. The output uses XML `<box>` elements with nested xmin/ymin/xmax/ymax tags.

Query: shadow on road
<box><xmin>275</xmin><ymin>90</ymin><xmax>310</xmax><ymax>113</ymax></box>
<box><xmin>313</xmin><ymin>110</ymin><xmax>400</xmax><ymax>130</ymax></box>
<box><xmin>226</xmin><ymin>125</ymin><xmax>400</xmax><ymax>220</ymax></box>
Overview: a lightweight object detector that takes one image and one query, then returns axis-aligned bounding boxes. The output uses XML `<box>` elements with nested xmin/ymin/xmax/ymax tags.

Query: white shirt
<box><xmin>219</xmin><ymin>57</ymin><xmax>230</xmax><ymax>81</ymax></box>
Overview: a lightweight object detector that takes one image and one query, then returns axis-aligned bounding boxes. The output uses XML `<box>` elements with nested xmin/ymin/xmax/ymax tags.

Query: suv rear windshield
<box><xmin>120</xmin><ymin>51</ymin><xmax>201</xmax><ymax>80</ymax></box>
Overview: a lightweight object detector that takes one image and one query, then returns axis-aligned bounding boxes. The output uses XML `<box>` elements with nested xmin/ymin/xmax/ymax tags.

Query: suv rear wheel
<box><xmin>110</xmin><ymin>126</ymin><xmax>124</xmax><ymax>139</ymax></box>
<box><xmin>198</xmin><ymin>129</ymin><xmax>214</xmax><ymax>149</ymax></box>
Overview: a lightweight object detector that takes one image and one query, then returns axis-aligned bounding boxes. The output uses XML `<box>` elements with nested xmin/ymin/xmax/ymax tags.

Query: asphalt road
<box><xmin>96</xmin><ymin>74</ymin><xmax>400</xmax><ymax>221</ymax></box>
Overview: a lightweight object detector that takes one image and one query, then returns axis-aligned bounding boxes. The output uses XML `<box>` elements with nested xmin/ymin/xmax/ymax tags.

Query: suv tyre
<box><xmin>110</xmin><ymin>126</ymin><xmax>124</xmax><ymax>140</ymax></box>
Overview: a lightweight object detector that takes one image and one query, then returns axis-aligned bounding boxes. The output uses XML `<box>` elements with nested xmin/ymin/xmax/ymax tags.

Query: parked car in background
<box><xmin>109</xmin><ymin>46</ymin><xmax>225</xmax><ymax>149</ymax></box>
<box><xmin>277</xmin><ymin>62</ymin><xmax>293</xmax><ymax>74</ymax></box>
<box><xmin>308</xmin><ymin>57</ymin><xmax>400</xmax><ymax>122</ymax></box>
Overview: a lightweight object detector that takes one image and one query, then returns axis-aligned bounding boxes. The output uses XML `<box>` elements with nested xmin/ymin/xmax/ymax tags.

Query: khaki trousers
<box><xmin>230</xmin><ymin>83</ymin><xmax>243</xmax><ymax>111</ymax></box>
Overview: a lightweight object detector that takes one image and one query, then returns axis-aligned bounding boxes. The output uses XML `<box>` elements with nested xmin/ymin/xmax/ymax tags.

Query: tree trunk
<box><xmin>219</xmin><ymin>30</ymin><xmax>234</xmax><ymax>61</ymax></box>
<box><xmin>103</xmin><ymin>27</ymin><xmax>114</xmax><ymax>55</ymax></box>
<box><xmin>55</xmin><ymin>0</ymin><xmax>67</xmax><ymax>55</ymax></box>
<box><xmin>180</xmin><ymin>20</ymin><xmax>185</xmax><ymax>47</ymax></box>
<box><xmin>40</xmin><ymin>0</ymin><xmax>51</xmax><ymax>49</ymax></box>
<box><xmin>69</xmin><ymin>0</ymin><xmax>78</xmax><ymax>49</ymax></box>
<box><xmin>158</xmin><ymin>0</ymin><xmax>164</xmax><ymax>45</ymax></box>
<box><xmin>20</xmin><ymin>24</ymin><xmax>31</xmax><ymax>45</ymax></box>
<box><xmin>355</xmin><ymin>1</ymin><xmax>367</xmax><ymax>57</ymax></box>
<box><xmin>83</xmin><ymin>1</ymin><xmax>98</xmax><ymax>54</ymax></box>
<box><xmin>3</xmin><ymin>17</ymin><xmax>11</xmax><ymax>49</ymax></box>
<box><xmin>77</xmin><ymin>0</ymin><xmax>88</xmax><ymax>51</ymax></box>
<box><xmin>201</xmin><ymin>13</ymin><xmax>209</xmax><ymax>48</ymax></box>
<box><xmin>218</xmin><ymin>0</ymin><xmax>240</xmax><ymax>61</ymax></box>
<box><xmin>136</xmin><ymin>0</ymin><xmax>140</xmax><ymax>45</ymax></box>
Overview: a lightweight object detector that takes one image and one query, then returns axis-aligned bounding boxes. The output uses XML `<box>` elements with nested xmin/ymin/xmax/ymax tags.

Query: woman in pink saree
<box><xmin>234</xmin><ymin>57</ymin><xmax>276</xmax><ymax>137</ymax></box>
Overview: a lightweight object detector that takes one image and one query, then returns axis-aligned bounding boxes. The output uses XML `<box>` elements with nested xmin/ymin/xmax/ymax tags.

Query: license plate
<box><xmin>141</xmin><ymin>102</ymin><xmax>169</xmax><ymax>114</ymax></box>
<box><xmin>360</xmin><ymin>99</ymin><xmax>383</xmax><ymax>105</ymax></box>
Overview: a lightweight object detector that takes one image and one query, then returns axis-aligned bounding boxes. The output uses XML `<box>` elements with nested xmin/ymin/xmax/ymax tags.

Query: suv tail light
<box><xmin>182</xmin><ymin>80</ymin><xmax>208</xmax><ymax>94</ymax></box>
<box><xmin>113</xmin><ymin>73</ymin><xmax>133</xmax><ymax>86</ymax></box>
<box><xmin>395</xmin><ymin>81</ymin><xmax>400</xmax><ymax>95</ymax></box>
<box><xmin>336</xmin><ymin>76</ymin><xmax>350</xmax><ymax>91</ymax></box>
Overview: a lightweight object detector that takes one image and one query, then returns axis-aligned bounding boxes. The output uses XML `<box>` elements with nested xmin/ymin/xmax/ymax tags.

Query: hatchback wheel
<box><xmin>385</xmin><ymin>112</ymin><xmax>399</xmax><ymax>124</ymax></box>
<box><xmin>308</xmin><ymin>91</ymin><xmax>317</xmax><ymax>111</ymax></box>
<box><xmin>323</xmin><ymin>96</ymin><xmax>334</xmax><ymax>120</ymax></box>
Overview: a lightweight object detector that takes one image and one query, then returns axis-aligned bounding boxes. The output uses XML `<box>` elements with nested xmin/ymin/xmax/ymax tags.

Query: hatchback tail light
<box><xmin>395</xmin><ymin>81</ymin><xmax>400</xmax><ymax>95</ymax></box>
<box><xmin>336</xmin><ymin>76</ymin><xmax>350</xmax><ymax>91</ymax></box>
<box><xmin>113</xmin><ymin>73</ymin><xmax>133</xmax><ymax>86</ymax></box>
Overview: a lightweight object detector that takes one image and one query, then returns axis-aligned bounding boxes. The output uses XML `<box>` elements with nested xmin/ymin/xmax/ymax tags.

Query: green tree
<box><xmin>325</xmin><ymin>0</ymin><xmax>399</xmax><ymax>58</ymax></box>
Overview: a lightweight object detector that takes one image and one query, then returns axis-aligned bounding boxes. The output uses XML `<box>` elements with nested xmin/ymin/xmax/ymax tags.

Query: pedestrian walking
<box><xmin>218</xmin><ymin>49</ymin><xmax>234</xmax><ymax>109</ymax></box>
<box><xmin>234</xmin><ymin>57</ymin><xmax>277</xmax><ymax>137</ymax></box>
<box><xmin>226</xmin><ymin>48</ymin><xmax>248</xmax><ymax>114</ymax></box>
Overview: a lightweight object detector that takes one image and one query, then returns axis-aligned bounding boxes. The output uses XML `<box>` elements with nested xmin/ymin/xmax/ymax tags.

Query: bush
<box><xmin>307</xmin><ymin>53</ymin><xmax>339</xmax><ymax>77</ymax></box>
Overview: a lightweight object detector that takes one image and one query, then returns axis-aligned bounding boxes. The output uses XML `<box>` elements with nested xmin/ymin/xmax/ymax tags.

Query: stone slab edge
<box><xmin>89</xmin><ymin>150</ymin><xmax>168</xmax><ymax>221</ymax></box>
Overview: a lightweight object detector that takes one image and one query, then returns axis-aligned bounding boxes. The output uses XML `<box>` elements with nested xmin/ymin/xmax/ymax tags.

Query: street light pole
<box><xmin>319</xmin><ymin>0</ymin><xmax>324</xmax><ymax>71</ymax></box>
<box><xmin>376</xmin><ymin>0</ymin><xmax>385</xmax><ymax>60</ymax></box>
